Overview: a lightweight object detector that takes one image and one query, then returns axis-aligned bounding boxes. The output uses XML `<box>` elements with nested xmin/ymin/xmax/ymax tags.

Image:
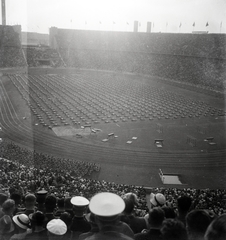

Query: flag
<box><xmin>179</xmin><ymin>22</ymin><xmax>182</xmax><ymax>28</ymax></box>
<box><xmin>192</xmin><ymin>22</ymin><xmax>195</xmax><ymax>27</ymax></box>
<box><xmin>139</xmin><ymin>22</ymin><xmax>141</xmax><ymax>27</ymax></box>
<box><xmin>206</xmin><ymin>22</ymin><xmax>209</xmax><ymax>27</ymax></box>
<box><xmin>153</xmin><ymin>22</ymin><xmax>154</xmax><ymax>28</ymax></box>
<box><xmin>166</xmin><ymin>22</ymin><xmax>168</xmax><ymax>27</ymax></box>
<box><xmin>126</xmin><ymin>22</ymin><xmax>129</xmax><ymax>25</ymax></box>
<box><xmin>220</xmin><ymin>21</ymin><xmax>222</xmax><ymax>27</ymax></box>
<box><xmin>85</xmin><ymin>21</ymin><xmax>87</xmax><ymax>25</ymax></box>
<box><xmin>113</xmin><ymin>21</ymin><xmax>115</xmax><ymax>24</ymax></box>
<box><xmin>99</xmin><ymin>21</ymin><xmax>101</xmax><ymax>24</ymax></box>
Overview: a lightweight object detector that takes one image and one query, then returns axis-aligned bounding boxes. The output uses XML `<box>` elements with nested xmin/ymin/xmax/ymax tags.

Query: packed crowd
<box><xmin>0</xmin><ymin>141</ymin><xmax>100</xmax><ymax>179</ymax></box>
<box><xmin>1</xmin><ymin>25</ymin><xmax>226</xmax><ymax>94</ymax></box>
<box><xmin>0</xmin><ymin>26</ymin><xmax>27</xmax><ymax>68</ymax></box>
<box><xmin>55</xmin><ymin>29</ymin><xmax>226</xmax><ymax>58</ymax></box>
<box><xmin>59</xmin><ymin>49</ymin><xmax>226</xmax><ymax>92</ymax></box>
<box><xmin>1</xmin><ymin>141</ymin><xmax>226</xmax><ymax>239</ymax></box>
<box><xmin>23</xmin><ymin>47</ymin><xmax>65</xmax><ymax>68</ymax></box>
<box><xmin>1</xmin><ymin>141</ymin><xmax>226</xmax><ymax>216</ymax></box>
<box><xmin>1</xmin><ymin>168</ymin><xmax>226</xmax><ymax>240</ymax></box>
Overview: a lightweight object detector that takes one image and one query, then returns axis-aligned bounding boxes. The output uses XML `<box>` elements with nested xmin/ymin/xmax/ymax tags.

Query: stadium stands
<box><xmin>0</xmin><ymin>26</ymin><xmax>27</xmax><ymax>68</ymax></box>
<box><xmin>1</xmin><ymin>26</ymin><xmax>226</xmax><ymax>239</ymax></box>
<box><xmin>23</xmin><ymin>46</ymin><xmax>65</xmax><ymax>67</ymax></box>
<box><xmin>52</xmin><ymin>29</ymin><xmax>226</xmax><ymax>92</ymax></box>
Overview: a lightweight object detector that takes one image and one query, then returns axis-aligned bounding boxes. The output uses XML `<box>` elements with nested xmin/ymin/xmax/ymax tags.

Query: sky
<box><xmin>1</xmin><ymin>0</ymin><xmax>226</xmax><ymax>34</ymax></box>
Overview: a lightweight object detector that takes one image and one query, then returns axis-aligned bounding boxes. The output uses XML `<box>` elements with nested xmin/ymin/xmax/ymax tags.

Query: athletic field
<box><xmin>0</xmin><ymin>68</ymin><xmax>225</xmax><ymax>189</ymax></box>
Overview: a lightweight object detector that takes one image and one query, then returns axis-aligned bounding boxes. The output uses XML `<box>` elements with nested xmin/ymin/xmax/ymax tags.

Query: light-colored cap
<box><xmin>89</xmin><ymin>192</ymin><xmax>125</xmax><ymax>217</ymax></box>
<box><xmin>150</xmin><ymin>193</ymin><xmax>166</xmax><ymax>207</ymax></box>
<box><xmin>47</xmin><ymin>219</ymin><xmax>67</xmax><ymax>235</ymax></box>
<box><xmin>70</xmin><ymin>196</ymin><xmax>89</xmax><ymax>207</ymax></box>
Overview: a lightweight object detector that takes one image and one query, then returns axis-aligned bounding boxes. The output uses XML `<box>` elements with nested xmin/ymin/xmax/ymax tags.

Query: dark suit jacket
<box><xmin>120</xmin><ymin>214</ymin><xmax>147</xmax><ymax>234</ymax></box>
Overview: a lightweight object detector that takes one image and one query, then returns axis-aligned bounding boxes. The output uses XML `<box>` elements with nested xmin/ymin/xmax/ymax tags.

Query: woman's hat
<box><xmin>12</xmin><ymin>214</ymin><xmax>30</xmax><ymax>230</ymax></box>
<box><xmin>150</xmin><ymin>193</ymin><xmax>166</xmax><ymax>207</ymax></box>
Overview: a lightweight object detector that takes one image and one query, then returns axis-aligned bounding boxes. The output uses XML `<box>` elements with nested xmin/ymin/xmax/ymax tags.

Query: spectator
<box><xmin>0</xmin><ymin>193</ymin><xmax>8</xmax><ymax>217</ymax></box>
<box><xmin>26</xmin><ymin>211</ymin><xmax>48</xmax><ymax>240</ymax></box>
<box><xmin>19</xmin><ymin>194</ymin><xmax>37</xmax><ymax>216</ymax></box>
<box><xmin>149</xmin><ymin>193</ymin><xmax>166</xmax><ymax>208</ymax></box>
<box><xmin>86</xmin><ymin>192</ymin><xmax>134</xmax><ymax>240</ymax></box>
<box><xmin>36</xmin><ymin>190</ymin><xmax>47</xmax><ymax>212</ymax></box>
<box><xmin>204</xmin><ymin>213</ymin><xmax>226</xmax><ymax>240</ymax></box>
<box><xmin>0</xmin><ymin>215</ymin><xmax>15</xmax><ymax>240</ymax></box>
<box><xmin>120</xmin><ymin>195</ymin><xmax>146</xmax><ymax>234</ymax></box>
<box><xmin>177</xmin><ymin>195</ymin><xmax>193</xmax><ymax>226</ymax></box>
<box><xmin>0</xmin><ymin>193</ymin><xmax>8</xmax><ymax>206</ymax></box>
<box><xmin>46</xmin><ymin>219</ymin><xmax>67</xmax><ymax>240</ymax></box>
<box><xmin>55</xmin><ymin>197</ymin><xmax>65</xmax><ymax>218</ymax></box>
<box><xmin>10</xmin><ymin>192</ymin><xmax>23</xmax><ymax>215</ymax></box>
<box><xmin>162</xmin><ymin>206</ymin><xmax>176</xmax><ymax>219</ymax></box>
<box><xmin>79</xmin><ymin>213</ymin><xmax>99</xmax><ymax>240</ymax></box>
<box><xmin>11</xmin><ymin>214</ymin><xmax>31</xmax><ymax>240</ymax></box>
<box><xmin>64</xmin><ymin>197</ymin><xmax>74</xmax><ymax>218</ymax></box>
<box><xmin>70</xmin><ymin>196</ymin><xmax>91</xmax><ymax>239</ymax></box>
<box><xmin>60</xmin><ymin>212</ymin><xmax>73</xmax><ymax>239</ymax></box>
<box><xmin>161</xmin><ymin>218</ymin><xmax>188</xmax><ymax>240</ymax></box>
<box><xmin>186</xmin><ymin>209</ymin><xmax>212</xmax><ymax>240</ymax></box>
<box><xmin>0</xmin><ymin>199</ymin><xmax>15</xmax><ymax>218</ymax></box>
<box><xmin>135</xmin><ymin>207</ymin><xmax>165</xmax><ymax>240</ymax></box>
<box><xmin>144</xmin><ymin>193</ymin><xmax>166</xmax><ymax>228</ymax></box>
<box><xmin>44</xmin><ymin>195</ymin><xmax>57</xmax><ymax>226</ymax></box>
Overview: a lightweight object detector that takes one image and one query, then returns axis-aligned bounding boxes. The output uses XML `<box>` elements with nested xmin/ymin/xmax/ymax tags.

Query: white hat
<box><xmin>70</xmin><ymin>196</ymin><xmax>89</xmax><ymax>207</ymax></box>
<box><xmin>89</xmin><ymin>192</ymin><xmax>125</xmax><ymax>217</ymax></box>
<box><xmin>47</xmin><ymin>219</ymin><xmax>67</xmax><ymax>235</ymax></box>
<box><xmin>150</xmin><ymin>193</ymin><xmax>166</xmax><ymax>207</ymax></box>
<box><xmin>13</xmin><ymin>214</ymin><xmax>30</xmax><ymax>230</ymax></box>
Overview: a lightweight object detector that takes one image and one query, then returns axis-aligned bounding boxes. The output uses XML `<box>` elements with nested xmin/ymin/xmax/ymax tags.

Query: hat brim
<box><xmin>13</xmin><ymin>216</ymin><xmax>29</xmax><ymax>230</ymax></box>
<box><xmin>70</xmin><ymin>196</ymin><xmax>89</xmax><ymax>206</ymax></box>
<box><xmin>150</xmin><ymin>193</ymin><xmax>157</xmax><ymax>206</ymax></box>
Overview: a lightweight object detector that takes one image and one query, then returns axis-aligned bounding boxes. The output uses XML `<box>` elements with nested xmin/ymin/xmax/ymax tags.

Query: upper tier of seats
<box><xmin>54</xmin><ymin>29</ymin><xmax>226</xmax><ymax>59</ymax></box>
<box><xmin>0</xmin><ymin>26</ymin><xmax>27</xmax><ymax>68</ymax></box>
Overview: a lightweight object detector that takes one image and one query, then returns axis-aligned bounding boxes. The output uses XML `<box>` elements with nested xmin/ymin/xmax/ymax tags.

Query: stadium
<box><xmin>1</xmin><ymin>1</ymin><xmax>226</xmax><ymax>236</ymax></box>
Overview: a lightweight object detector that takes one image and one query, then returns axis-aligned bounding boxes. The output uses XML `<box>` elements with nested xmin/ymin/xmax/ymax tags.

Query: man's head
<box><xmin>45</xmin><ymin>195</ymin><xmax>57</xmax><ymax>212</ymax></box>
<box><xmin>148</xmin><ymin>207</ymin><xmax>165</xmax><ymax>228</ymax></box>
<box><xmin>161</xmin><ymin>219</ymin><xmax>188</xmax><ymax>240</ymax></box>
<box><xmin>123</xmin><ymin>198</ymin><xmax>135</xmax><ymax>215</ymax></box>
<box><xmin>30</xmin><ymin>211</ymin><xmax>46</xmax><ymax>227</ymax></box>
<box><xmin>2</xmin><ymin>199</ymin><xmax>15</xmax><ymax>216</ymax></box>
<box><xmin>70</xmin><ymin>196</ymin><xmax>89</xmax><ymax>217</ymax></box>
<box><xmin>204</xmin><ymin>214</ymin><xmax>226</xmax><ymax>240</ymax></box>
<box><xmin>186</xmin><ymin>209</ymin><xmax>212</xmax><ymax>239</ymax></box>
<box><xmin>24</xmin><ymin>193</ymin><xmax>36</xmax><ymax>209</ymax></box>
<box><xmin>89</xmin><ymin>192</ymin><xmax>125</xmax><ymax>229</ymax></box>
<box><xmin>177</xmin><ymin>195</ymin><xmax>192</xmax><ymax>214</ymax></box>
